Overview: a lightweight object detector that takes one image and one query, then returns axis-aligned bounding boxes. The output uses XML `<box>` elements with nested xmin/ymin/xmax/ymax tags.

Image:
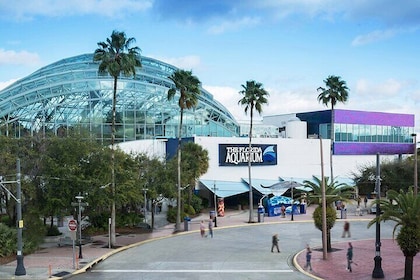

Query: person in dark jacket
<box><xmin>346</xmin><ymin>242</ymin><xmax>353</xmax><ymax>272</ymax></box>
<box><xmin>271</xmin><ymin>234</ymin><xmax>280</xmax><ymax>253</ymax></box>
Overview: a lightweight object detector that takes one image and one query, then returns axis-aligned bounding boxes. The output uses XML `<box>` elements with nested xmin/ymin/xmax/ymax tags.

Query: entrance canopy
<box><xmin>200</xmin><ymin>176</ymin><xmax>354</xmax><ymax>199</ymax></box>
<box><xmin>199</xmin><ymin>180</ymin><xmax>249</xmax><ymax>198</ymax></box>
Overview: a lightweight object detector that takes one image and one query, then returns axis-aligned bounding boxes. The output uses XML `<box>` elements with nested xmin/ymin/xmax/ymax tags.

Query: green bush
<box><xmin>89</xmin><ymin>212</ymin><xmax>110</xmax><ymax>230</ymax></box>
<box><xmin>190</xmin><ymin>195</ymin><xmax>204</xmax><ymax>213</ymax></box>
<box><xmin>183</xmin><ymin>204</ymin><xmax>196</xmax><ymax>216</ymax></box>
<box><xmin>0</xmin><ymin>223</ymin><xmax>17</xmax><ymax>257</ymax></box>
<box><xmin>46</xmin><ymin>225</ymin><xmax>62</xmax><ymax>236</ymax></box>
<box><xmin>166</xmin><ymin>206</ymin><xmax>176</xmax><ymax>223</ymax></box>
<box><xmin>22</xmin><ymin>212</ymin><xmax>47</xmax><ymax>254</ymax></box>
<box><xmin>117</xmin><ymin>212</ymin><xmax>141</xmax><ymax>227</ymax></box>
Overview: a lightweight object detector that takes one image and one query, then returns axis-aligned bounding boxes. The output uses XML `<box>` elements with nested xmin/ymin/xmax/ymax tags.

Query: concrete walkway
<box><xmin>0</xmin><ymin>202</ymin><xmax>419</xmax><ymax>280</ymax></box>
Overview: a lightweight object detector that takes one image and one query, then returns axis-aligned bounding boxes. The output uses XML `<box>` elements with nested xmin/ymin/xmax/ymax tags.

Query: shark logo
<box><xmin>262</xmin><ymin>145</ymin><xmax>276</xmax><ymax>163</ymax></box>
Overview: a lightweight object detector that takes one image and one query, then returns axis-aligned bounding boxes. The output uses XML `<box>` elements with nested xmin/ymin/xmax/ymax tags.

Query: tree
<box><xmin>317</xmin><ymin>75</ymin><xmax>349</xmax><ymax>181</ymax></box>
<box><xmin>180</xmin><ymin>142</ymin><xmax>209</xmax><ymax>207</ymax></box>
<box><xmin>368</xmin><ymin>188</ymin><xmax>420</xmax><ymax>280</ymax></box>
<box><xmin>304</xmin><ymin>175</ymin><xmax>354</xmax><ymax>251</ymax></box>
<box><xmin>353</xmin><ymin>158</ymin><xmax>414</xmax><ymax>196</ymax></box>
<box><xmin>238</xmin><ymin>80</ymin><xmax>269</xmax><ymax>223</ymax></box>
<box><xmin>93</xmin><ymin>30</ymin><xmax>141</xmax><ymax>247</ymax></box>
<box><xmin>167</xmin><ymin>69</ymin><xmax>201</xmax><ymax>231</ymax></box>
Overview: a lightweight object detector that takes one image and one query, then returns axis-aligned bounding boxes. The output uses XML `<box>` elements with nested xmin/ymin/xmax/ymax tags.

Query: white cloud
<box><xmin>0</xmin><ymin>49</ymin><xmax>41</xmax><ymax>66</ymax></box>
<box><xmin>1</xmin><ymin>0</ymin><xmax>152</xmax><ymax>20</ymax></box>
<box><xmin>355</xmin><ymin>78</ymin><xmax>402</xmax><ymax>97</ymax></box>
<box><xmin>352</xmin><ymin>28</ymin><xmax>398</xmax><ymax>46</ymax></box>
<box><xmin>207</xmin><ymin>16</ymin><xmax>261</xmax><ymax>34</ymax></box>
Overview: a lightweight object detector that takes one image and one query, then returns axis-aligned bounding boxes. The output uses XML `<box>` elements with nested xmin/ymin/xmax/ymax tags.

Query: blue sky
<box><xmin>1</xmin><ymin>0</ymin><xmax>419</xmax><ymax>129</ymax></box>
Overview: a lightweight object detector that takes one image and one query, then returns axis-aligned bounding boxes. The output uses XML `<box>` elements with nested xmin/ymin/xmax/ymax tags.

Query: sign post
<box><xmin>68</xmin><ymin>219</ymin><xmax>77</xmax><ymax>269</ymax></box>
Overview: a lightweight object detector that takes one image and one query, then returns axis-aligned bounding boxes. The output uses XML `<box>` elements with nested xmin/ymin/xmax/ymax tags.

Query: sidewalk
<box><xmin>1</xmin><ymin>203</ymin><xmax>419</xmax><ymax>280</ymax></box>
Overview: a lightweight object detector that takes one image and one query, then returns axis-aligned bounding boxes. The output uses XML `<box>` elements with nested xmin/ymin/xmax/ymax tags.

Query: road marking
<box><xmin>91</xmin><ymin>269</ymin><xmax>294</xmax><ymax>273</ymax></box>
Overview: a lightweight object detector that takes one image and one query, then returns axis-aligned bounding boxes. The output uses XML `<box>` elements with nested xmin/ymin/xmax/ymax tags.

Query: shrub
<box><xmin>46</xmin><ymin>225</ymin><xmax>62</xmax><ymax>236</ymax></box>
<box><xmin>0</xmin><ymin>223</ymin><xmax>17</xmax><ymax>257</ymax></box>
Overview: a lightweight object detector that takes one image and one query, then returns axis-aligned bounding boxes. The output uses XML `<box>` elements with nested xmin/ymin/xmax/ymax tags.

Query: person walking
<box><xmin>304</xmin><ymin>245</ymin><xmax>312</xmax><ymax>271</ymax></box>
<box><xmin>346</xmin><ymin>242</ymin><xmax>353</xmax><ymax>272</ymax></box>
<box><xmin>364</xmin><ymin>196</ymin><xmax>368</xmax><ymax>208</ymax></box>
<box><xmin>207</xmin><ymin>218</ymin><xmax>214</xmax><ymax>238</ymax></box>
<box><xmin>342</xmin><ymin>221</ymin><xmax>351</xmax><ymax>238</ymax></box>
<box><xmin>271</xmin><ymin>234</ymin><xmax>280</xmax><ymax>253</ymax></box>
<box><xmin>200</xmin><ymin>220</ymin><xmax>206</xmax><ymax>237</ymax></box>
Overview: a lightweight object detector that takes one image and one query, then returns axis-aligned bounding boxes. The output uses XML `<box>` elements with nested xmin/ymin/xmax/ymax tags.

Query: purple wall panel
<box><xmin>334</xmin><ymin>143</ymin><xmax>414</xmax><ymax>155</ymax></box>
<box><xmin>334</xmin><ymin>109</ymin><xmax>414</xmax><ymax>126</ymax></box>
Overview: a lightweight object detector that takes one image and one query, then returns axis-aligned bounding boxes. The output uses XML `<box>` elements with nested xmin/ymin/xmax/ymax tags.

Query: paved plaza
<box><xmin>1</xmin><ymin>203</ymin><xmax>419</xmax><ymax>280</ymax></box>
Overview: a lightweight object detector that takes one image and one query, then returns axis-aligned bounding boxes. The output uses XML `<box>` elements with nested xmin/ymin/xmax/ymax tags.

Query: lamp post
<box><xmin>0</xmin><ymin>160</ymin><xmax>27</xmax><ymax>275</ymax></box>
<box><xmin>372</xmin><ymin>153</ymin><xmax>384</xmax><ymax>278</ymax></box>
<box><xmin>142</xmin><ymin>188</ymin><xmax>148</xmax><ymax>224</ymax></box>
<box><xmin>319</xmin><ymin>137</ymin><xmax>328</xmax><ymax>260</ymax></box>
<box><xmin>75</xmin><ymin>194</ymin><xmax>84</xmax><ymax>259</ymax></box>
<box><xmin>213</xmin><ymin>181</ymin><xmax>218</xmax><ymax>227</ymax></box>
<box><xmin>412</xmin><ymin>133</ymin><xmax>418</xmax><ymax>196</ymax></box>
<box><xmin>290</xmin><ymin>181</ymin><xmax>294</xmax><ymax>221</ymax></box>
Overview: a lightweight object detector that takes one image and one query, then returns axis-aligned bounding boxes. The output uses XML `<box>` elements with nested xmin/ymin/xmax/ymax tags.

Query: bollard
<box><xmin>49</xmin><ymin>264</ymin><xmax>52</xmax><ymax>278</ymax></box>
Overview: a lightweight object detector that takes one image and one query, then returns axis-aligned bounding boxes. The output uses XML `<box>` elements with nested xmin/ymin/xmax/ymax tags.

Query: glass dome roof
<box><xmin>0</xmin><ymin>54</ymin><xmax>240</xmax><ymax>141</ymax></box>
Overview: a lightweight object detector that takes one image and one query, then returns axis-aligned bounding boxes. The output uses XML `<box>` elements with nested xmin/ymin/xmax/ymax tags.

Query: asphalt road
<box><xmin>68</xmin><ymin>220</ymin><xmax>395</xmax><ymax>280</ymax></box>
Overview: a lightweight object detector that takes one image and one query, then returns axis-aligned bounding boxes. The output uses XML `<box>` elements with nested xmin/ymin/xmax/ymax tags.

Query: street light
<box><xmin>290</xmin><ymin>181</ymin><xmax>294</xmax><ymax>221</ymax></box>
<box><xmin>411</xmin><ymin>133</ymin><xmax>418</xmax><ymax>196</ymax></box>
<box><xmin>75</xmin><ymin>194</ymin><xmax>84</xmax><ymax>259</ymax></box>
<box><xmin>372</xmin><ymin>153</ymin><xmax>384</xmax><ymax>278</ymax></box>
<box><xmin>0</xmin><ymin>160</ymin><xmax>26</xmax><ymax>275</ymax></box>
<box><xmin>142</xmin><ymin>188</ymin><xmax>148</xmax><ymax>224</ymax></box>
<box><xmin>213</xmin><ymin>181</ymin><xmax>218</xmax><ymax>227</ymax></box>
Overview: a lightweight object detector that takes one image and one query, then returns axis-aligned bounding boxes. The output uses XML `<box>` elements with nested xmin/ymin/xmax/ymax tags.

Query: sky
<box><xmin>1</xmin><ymin>0</ymin><xmax>419</xmax><ymax>130</ymax></box>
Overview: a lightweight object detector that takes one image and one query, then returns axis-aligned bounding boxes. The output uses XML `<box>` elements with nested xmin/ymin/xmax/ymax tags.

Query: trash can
<box><xmin>258</xmin><ymin>206</ymin><xmax>265</xmax><ymax>223</ymax></box>
<box><xmin>183</xmin><ymin>217</ymin><xmax>191</xmax><ymax>231</ymax></box>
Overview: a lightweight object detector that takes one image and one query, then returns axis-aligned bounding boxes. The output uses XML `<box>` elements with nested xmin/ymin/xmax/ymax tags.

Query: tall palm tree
<box><xmin>317</xmin><ymin>75</ymin><xmax>349</xmax><ymax>181</ymax></box>
<box><xmin>167</xmin><ymin>69</ymin><xmax>201</xmax><ymax>232</ymax></box>
<box><xmin>368</xmin><ymin>188</ymin><xmax>420</xmax><ymax>280</ymax></box>
<box><xmin>93</xmin><ymin>30</ymin><xmax>141</xmax><ymax>247</ymax></box>
<box><xmin>304</xmin><ymin>175</ymin><xmax>354</xmax><ymax>251</ymax></box>
<box><xmin>238</xmin><ymin>80</ymin><xmax>269</xmax><ymax>223</ymax></box>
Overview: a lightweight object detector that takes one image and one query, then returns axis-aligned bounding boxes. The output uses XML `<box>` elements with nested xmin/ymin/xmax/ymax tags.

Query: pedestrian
<box><xmin>271</xmin><ymin>234</ymin><xmax>280</xmax><ymax>253</ymax></box>
<box><xmin>207</xmin><ymin>218</ymin><xmax>214</xmax><ymax>238</ymax></box>
<box><xmin>200</xmin><ymin>220</ymin><xmax>206</xmax><ymax>237</ymax></box>
<box><xmin>304</xmin><ymin>245</ymin><xmax>312</xmax><ymax>271</ymax></box>
<box><xmin>364</xmin><ymin>196</ymin><xmax>368</xmax><ymax>208</ymax></box>
<box><xmin>342</xmin><ymin>221</ymin><xmax>351</xmax><ymax>238</ymax></box>
<box><xmin>281</xmin><ymin>204</ymin><xmax>286</xmax><ymax>218</ymax></box>
<box><xmin>346</xmin><ymin>242</ymin><xmax>353</xmax><ymax>272</ymax></box>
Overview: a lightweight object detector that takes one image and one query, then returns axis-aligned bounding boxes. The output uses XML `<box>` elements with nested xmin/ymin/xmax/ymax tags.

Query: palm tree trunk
<box><xmin>175</xmin><ymin>109</ymin><xmax>183</xmax><ymax>232</ymax></box>
<box><xmin>404</xmin><ymin>255</ymin><xmax>414</xmax><ymax>280</ymax></box>
<box><xmin>248</xmin><ymin>109</ymin><xmax>254</xmax><ymax>223</ymax></box>
<box><xmin>330</xmin><ymin>106</ymin><xmax>334</xmax><ymax>181</ymax></box>
<box><xmin>110</xmin><ymin>76</ymin><xmax>117</xmax><ymax>247</ymax></box>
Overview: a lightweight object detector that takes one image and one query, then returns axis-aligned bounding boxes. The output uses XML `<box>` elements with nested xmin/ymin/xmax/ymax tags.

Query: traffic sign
<box><xmin>68</xmin><ymin>219</ymin><xmax>77</xmax><ymax>231</ymax></box>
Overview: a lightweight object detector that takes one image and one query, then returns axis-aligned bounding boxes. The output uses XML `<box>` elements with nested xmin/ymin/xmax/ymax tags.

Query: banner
<box><xmin>218</xmin><ymin>144</ymin><xmax>277</xmax><ymax>166</ymax></box>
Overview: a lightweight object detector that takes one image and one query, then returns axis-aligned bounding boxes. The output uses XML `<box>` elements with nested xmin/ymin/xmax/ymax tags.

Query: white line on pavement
<box><xmin>91</xmin><ymin>269</ymin><xmax>294</xmax><ymax>273</ymax></box>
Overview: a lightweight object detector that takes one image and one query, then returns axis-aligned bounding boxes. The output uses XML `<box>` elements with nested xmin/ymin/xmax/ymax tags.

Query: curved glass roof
<box><xmin>0</xmin><ymin>54</ymin><xmax>239</xmax><ymax>141</ymax></box>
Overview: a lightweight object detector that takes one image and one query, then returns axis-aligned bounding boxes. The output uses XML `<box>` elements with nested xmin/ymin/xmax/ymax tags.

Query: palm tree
<box><xmin>317</xmin><ymin>75</ymin><xmax>349</xmax><ymax>181</ymax></box>
<box><xmin>93</xmin><ymin>30</ymin><xmax>141</xmax><ymax>247</ymax></box>
<box><xmin>238</xmin><ymin>80</ymin><xmax>269</xmax><ymax>223</ymax></box>
<box><xmin>167</xmin><ymin>69</ymin><xmax>201</xmax><ymax>232</ymax></box>
<box><xmin>304</xmin><ymin>175</ymin><xmax>354</xmax><ymax>251</ymax></box>
<box><xmin>368</xmin><ymin>188</ymin><xmax>420</xmax><ymax>280</ymax></box>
